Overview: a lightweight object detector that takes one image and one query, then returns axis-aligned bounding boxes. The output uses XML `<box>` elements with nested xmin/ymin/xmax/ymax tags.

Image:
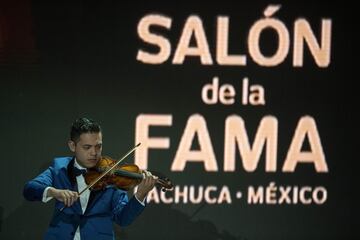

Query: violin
<box><xmin>60</xmin><ymin>143</ymin><xmax>170</xmax><ymax>212</ymax></box>
<box><xmin>84</xmin><ymin>156</ymin><xmax>173</xmax><ymax>192</ymax></box>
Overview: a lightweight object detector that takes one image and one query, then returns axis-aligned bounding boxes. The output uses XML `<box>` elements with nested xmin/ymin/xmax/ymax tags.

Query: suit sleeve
<box><xmin>111</xmin><ymin>190</ymin><xmax>146</xmax><ymax>226</ymax></box>
<box><xmin>23</xmin><ymin>164</ymin><xmax>54</xmax><ymax>201</ymax></box>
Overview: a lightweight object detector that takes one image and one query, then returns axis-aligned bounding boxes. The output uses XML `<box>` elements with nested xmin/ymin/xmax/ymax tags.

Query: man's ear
<box><xmin>68</xmin><ymin>140</ymin><xmax>76</xmax><ymax>152</ymax></box>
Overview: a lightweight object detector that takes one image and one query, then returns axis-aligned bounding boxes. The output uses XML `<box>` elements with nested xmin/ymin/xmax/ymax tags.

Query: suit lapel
<box><xmin>66</xmin><ymin>157</ymin><xmax>77</xmax><ymax>186</ymax></box>
<box><xmin>84</xmin><ymin>189</ymin><xmax>105</xmax><ymax>214</ymax></box>
<box><xmin>65</xmin><ymin>157</ymin><xmax>83</xmax><ymax>214</ymax></box>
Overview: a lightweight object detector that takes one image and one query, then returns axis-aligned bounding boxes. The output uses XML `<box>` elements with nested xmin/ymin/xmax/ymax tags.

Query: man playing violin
<box><xmin>23</xmin><ymin>117</ymin><xmax>157</xmax><ymax>240</ymax></box>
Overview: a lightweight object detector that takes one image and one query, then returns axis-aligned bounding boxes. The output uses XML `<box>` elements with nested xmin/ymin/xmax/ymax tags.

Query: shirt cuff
<box><xmin>42</xmin><ymin>186</ymin><xmax>54</xmax><ymax>203</ymax></box>
<box><xmin>134</xmin><ymin>194</ymin><xmax>146</xmax><ymax>206</ymax></box>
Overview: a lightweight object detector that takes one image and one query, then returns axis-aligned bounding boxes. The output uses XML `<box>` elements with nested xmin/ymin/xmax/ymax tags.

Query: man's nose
<box><xmin>90</xmin><ymin>147</ymin><xmax>97</xmax><ymax>156</ymax></box>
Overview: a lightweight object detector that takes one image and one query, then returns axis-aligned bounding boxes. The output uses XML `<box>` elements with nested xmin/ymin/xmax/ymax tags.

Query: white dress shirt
<box><xmin>72</xmin><ymin>159</ymin><xmax>90</xmax><ymax>240</ymax></box>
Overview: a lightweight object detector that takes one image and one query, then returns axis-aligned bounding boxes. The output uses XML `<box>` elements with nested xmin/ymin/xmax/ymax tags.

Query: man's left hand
<box><xmin>135</xmin><ymin>170</ymin><xmax>157</xmax><ymax>201</ymax></box>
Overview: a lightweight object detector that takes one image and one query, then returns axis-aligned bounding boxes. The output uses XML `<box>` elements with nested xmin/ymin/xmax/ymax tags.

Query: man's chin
<box><xmin>85</xmin><ymin>159</ymin><xmax>98</xmax><ymax>168</ymax></box>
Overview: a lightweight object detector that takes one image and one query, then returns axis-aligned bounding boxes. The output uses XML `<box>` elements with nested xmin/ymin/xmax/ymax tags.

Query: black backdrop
<box><xmin>0</xmin><ymin>0</ymin><xmax>357</xmax><ymax>239</ymax></box>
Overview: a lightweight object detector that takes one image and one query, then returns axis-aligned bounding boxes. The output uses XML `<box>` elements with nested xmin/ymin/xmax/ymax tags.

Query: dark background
<box><xmin>0</xmin><ymin>0</ymin><xmax>357</xmax><ymax>239</ymax></box>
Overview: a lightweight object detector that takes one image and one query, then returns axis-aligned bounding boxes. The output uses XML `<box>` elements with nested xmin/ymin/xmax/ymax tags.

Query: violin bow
<box><xmin>59</xmin><ymin>142</ymin><xmax>141</xmax><ymax>211</ymax></box>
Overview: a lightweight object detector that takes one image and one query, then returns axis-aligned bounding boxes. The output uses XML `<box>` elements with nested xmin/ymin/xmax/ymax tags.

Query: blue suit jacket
<box><xmin>23</xmin><ymin>157</ymin><xmax>145</xmax><ymax>240</ymax></box>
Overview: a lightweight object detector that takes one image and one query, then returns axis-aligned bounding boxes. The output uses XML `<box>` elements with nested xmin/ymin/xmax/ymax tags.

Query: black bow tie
<box><xmin>73</xmin><ymin>166</ymin><xmax>87</xmax><ymax>176</ymax></box>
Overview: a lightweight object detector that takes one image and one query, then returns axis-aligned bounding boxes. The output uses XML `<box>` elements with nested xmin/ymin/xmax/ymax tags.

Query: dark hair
<box><xmin>70</xmin><ymin>117</ymin><xmax>101</xmax><ymax>142</ymax></box>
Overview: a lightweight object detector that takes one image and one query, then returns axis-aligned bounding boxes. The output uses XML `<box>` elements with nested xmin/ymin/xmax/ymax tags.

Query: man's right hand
<box><xmin>47</xmin><ymin>187</ymin><xmax>79</xmax><ymax>207</ymax></box>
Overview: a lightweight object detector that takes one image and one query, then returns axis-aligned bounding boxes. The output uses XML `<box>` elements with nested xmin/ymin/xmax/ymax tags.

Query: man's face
<box><xmin>68</xmin><ymin>132</ymin><xmax>103</xmax><ymax>168</ymax></box>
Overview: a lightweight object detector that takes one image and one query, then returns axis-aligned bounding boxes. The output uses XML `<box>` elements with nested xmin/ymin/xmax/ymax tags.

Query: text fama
<box><xmin>135</xmin><ymin>114</ymin><xmax>328</xmax><ymax>173</ymax></box>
